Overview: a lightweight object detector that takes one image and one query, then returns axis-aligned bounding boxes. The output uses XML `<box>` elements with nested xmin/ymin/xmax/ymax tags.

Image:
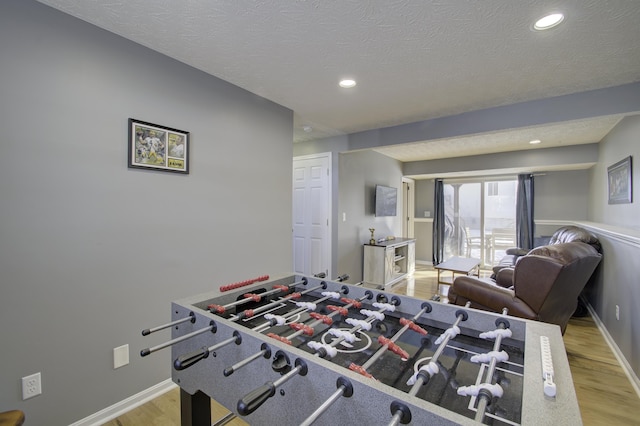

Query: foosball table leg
<box><xmin>180</xmin><ymin>388</ymin><xmax>211</xmax><ymax>426</ymax></box>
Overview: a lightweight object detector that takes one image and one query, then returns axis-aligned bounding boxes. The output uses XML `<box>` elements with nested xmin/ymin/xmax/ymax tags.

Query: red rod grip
<box><xmin>341</xmin><ymin>297</ymin><xmax>362</xmax><ymax>308</ymax></box>
<box><xmin>327</xmin><ymin>305</ymin><xmax>348</xmax><ymax>316</ymax></box>
<box><xmin>378</xmin><ymin>336</ymin><xmax>409</xmax><ymax>360</ymax></box>
<box><xmin>309</xmin><ymin>312</ymin><xmax>333</xmax><ymax>325</ymax></box>
<box><xmin>348</xmin><ymin>363</ymin><xmax>375</xmax><ymax>379</ymax></box>
<box><xmin>399</xmin><ymin>318</ymin><xmax>428</xmax><ymax>335</ymax></box>
<box><xmin>266</xmin><ymin>333</ymin><xmax>292</xmax><ymax>345</ymax></box>
<box><xmin>289</xmin><ymin>322</ymin><xmax>314</xmax><ymax>336</ymax></box>
<box><xmin>243</xmin><ymin>293</ymin><xmax>261</xmax><ymax>302</ymax></box>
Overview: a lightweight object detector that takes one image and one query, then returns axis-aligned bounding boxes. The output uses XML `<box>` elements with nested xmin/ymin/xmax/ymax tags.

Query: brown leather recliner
<box><xmin>493</xmin><ymin>225</ymin><xmax>601</xmax><ymax>274</ymax></box>
<box><xmin>449</xmin><ymin>241</ymin><xmax>602</xmax><ymax>334</ymax></box>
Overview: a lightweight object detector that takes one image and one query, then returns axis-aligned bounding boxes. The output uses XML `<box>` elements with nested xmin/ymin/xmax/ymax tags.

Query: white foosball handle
<box><xmin>540</xmin><ymin>336</ymin><xmax>556</xmax><ymax>398</ymax></box>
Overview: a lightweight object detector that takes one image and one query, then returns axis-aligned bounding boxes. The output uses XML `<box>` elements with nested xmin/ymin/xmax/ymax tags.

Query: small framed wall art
<box><xmin>607</xmin><ymin>155</ymin><xmax>632</xmax><ymax>204</ymax></box>
<box><xmin>128</xmin><ymin>118</ymin><xmax>189</xmax><ymax>174</ymax></box>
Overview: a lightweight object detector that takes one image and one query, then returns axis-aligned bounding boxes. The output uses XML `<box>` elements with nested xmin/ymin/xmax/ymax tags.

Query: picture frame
<box><xmin>128</xmin><ymin>118</ymin><xmax>189</xmax><ymax>174</ymax></box>
<box><xmin>607</xmin><ymin>156</ymin><xmax>632</xmax><ymax>204</ymax></box>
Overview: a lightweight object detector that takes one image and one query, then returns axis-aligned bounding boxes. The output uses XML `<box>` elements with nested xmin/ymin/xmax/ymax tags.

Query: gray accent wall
<box><xmin>338</xmin><ymin>151</ymin><xmax>404</xmax><ymax>283</ymax></box>
<box><xmin>535</xmin><ymin>170</ymin><xmax>590</xmax><ymax>222</ymax></box>
<box><xmin>0</xmin><ymin>1</ymin><xmax>292</xmax><ymax>424</ymax></box>
<box><xmin>403</xmin><ymin>144</ymin><xmax>598</xmax><ymax>178</ymax></box>
<box><xmin>584</xmin><ymin>115</ymin><xmax>640</xmax><ymax>380</ymax></box>
<box><xmin>589</xmin><ymin>116</ymin><xmax>640</xmax><ymax>225</ymax></box>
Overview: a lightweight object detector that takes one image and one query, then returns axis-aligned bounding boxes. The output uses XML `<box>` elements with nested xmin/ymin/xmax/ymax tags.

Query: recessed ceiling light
<box><xmin>529</xmin><ymin>139</ymin><xmax>542</xmax><ymax>145</ymax></box>
<box><xmin>339</xmin><ymin>79</ymin><xmax>356</xmax><ymax>88</ymax></box>
<box><xmin>534</xmin><ymin>13</ymin><xmax>565</xmax><ymax>30</ymax></box>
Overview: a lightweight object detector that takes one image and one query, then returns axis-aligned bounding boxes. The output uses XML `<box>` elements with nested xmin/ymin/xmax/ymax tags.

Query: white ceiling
<box><xmin>36</xmin><ymin>0</ymin><xmax>640</xmax><ymax>162</ymax></box>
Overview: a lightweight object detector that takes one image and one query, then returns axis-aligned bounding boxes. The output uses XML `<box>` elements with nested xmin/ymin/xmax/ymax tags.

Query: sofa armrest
<box><xmin>450</xmin><ymin>276</ymin><xmax>537</xmax><ymax>319</ymax></box>
<box><xmin>495</xmin><ymin>268</ymin><xmax>514</xmax><ymax>288</ymax></box>
<box><xmin>505</xmin><ymin>247</ymin><xmax>528</xmax><ymax>256</ymax></box>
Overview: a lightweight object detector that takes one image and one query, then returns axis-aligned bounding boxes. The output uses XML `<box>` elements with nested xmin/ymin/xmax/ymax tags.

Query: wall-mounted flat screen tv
<box><xmin>375</xmin><ymin>185</ymin><xmax>397</xmax><ymax>217</ymax></box>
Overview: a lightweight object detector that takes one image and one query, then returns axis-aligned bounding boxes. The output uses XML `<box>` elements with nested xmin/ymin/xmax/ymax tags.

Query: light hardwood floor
<box><xmin>104</xmin><ymin>266</ymin><xmax>640</xmax><ymax>425</ymax></box>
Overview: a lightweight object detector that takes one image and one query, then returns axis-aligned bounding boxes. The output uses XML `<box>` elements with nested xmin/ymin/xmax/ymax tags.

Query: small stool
<box><xmin>0</xmin><ymin>410</ymin><xmax>25</xmax><ymax>426</ymax></box>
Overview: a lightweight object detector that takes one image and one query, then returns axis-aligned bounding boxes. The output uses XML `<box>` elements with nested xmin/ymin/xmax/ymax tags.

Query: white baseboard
<box><xmin>69</xmin><ymin>379</ymin><xmax>176</xmax><ymax>426</ymax></box>
<box><xmin>583</xmin><ymin>299</ymin><xmax>640</xmax><ymax>399</ymax></box>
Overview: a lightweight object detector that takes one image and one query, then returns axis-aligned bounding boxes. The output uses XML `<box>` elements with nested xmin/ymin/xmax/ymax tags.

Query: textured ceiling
<box><xmin>373</xmin><ymin>115</ymin><xmax>623</xmax><ymax>162</ymax></box>
<box><xmin>36</xmin><ymin>0</ymin><xmax>640</xmax><ymax>162</ymax></box>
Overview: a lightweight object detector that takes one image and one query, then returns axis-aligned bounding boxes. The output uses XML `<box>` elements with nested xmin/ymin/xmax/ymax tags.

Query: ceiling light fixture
<box><xmin>533</xmin><ymin>13</ymin><xmax>565</xmax><ymax>30</ymax></box>
<box><xmin>339</xmin><ymin>79</ymin><xmax>356</xmax><ymax>88</ymax></box>
<box><xmin>529</xmin><ymin>139</ymin><xmax>542</xmax><ymax>145</ymax></box>
<box><xmin>303</xmin><ymin>126</ymin><xmax>313</xmax><ymax>133</ymax></box>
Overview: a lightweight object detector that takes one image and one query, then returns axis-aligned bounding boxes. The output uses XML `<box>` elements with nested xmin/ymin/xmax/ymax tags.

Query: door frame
<box><xmin>402</xmin><ymin>177</ymin><xmax>415</xmax><ymax>238</ymax></box>
<box><xmin>292</xmin><ymin>152</ymin><xmax>332</xmax><ymax>278</ymax></box>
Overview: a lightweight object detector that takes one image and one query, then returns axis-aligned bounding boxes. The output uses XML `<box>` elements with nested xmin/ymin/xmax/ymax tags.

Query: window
<box><xmin>443</xmin><ymin>178</ymin><xmax>517</xmax><ymax>267</ymax></box>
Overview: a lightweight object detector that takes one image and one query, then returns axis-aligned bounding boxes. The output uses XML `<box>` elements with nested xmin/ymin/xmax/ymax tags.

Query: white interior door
<box><xmin>292</xmin><ymin>153</ymin><xmax>331</xmax><ymax>277</ymax></box>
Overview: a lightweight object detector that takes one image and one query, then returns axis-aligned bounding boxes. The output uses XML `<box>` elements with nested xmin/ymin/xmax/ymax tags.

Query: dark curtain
<box><xmin>432</xmin><ymin>179</ymin><xmax>445</xmax><ymax>265</ymax></box>
<box><xmin>516</xmin><ymin>174</ymin><xmax>535</xmax><ymax>249</ymax></box>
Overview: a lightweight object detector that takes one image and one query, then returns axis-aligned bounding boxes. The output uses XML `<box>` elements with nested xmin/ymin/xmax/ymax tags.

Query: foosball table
<box><xmin>141</xmin><ymin>274</ymin><xmax>582</xmax><ymax>425</ymax></box>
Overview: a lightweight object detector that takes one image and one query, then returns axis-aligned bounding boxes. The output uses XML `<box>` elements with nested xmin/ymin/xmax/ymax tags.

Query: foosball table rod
<box><xmin>173</xmin><ymin>330</ymin><xmax>242</xmax><ymax>370</ymax></box>
<box><xmin>208</xmin><ymin>279</ymin><xmax>307</xmax><ymax>314</ymax></box>
<box><xmin>390</xmin><ymin>303</ymin><xmax>472</xmax><ymax>425</ymax></box>
<box><xmin>229</xmin><ymin>282</ymin><xmax>327</xmax><ymax>322</ymax></box>
<box><xmin>472</xmin><ymin>308</ymin><xmax>511</xmax><ymax>423</ymax></box>
<box><xmin>359</xmin><ymin>302</ymin><xmax>431</xmax><ymax>371</ymax></box>
<box><xmin>141</xmin><ymin>311</ymin><xmax>195</xmax><ymax>336</ymax></box>
<box><xmin>299</xmin><ymin>377</ymin><xmax>353</xmax><ymax>426</ymax></box>
<box><xmin>223</xmin><ymin>343</ymin><xmax>272</xmax><ymax>377</ymax></box>
<box><xmin>236</xmin><ymin>357</ymin><xmax>308</xmax><ymax>416</ymax></box>
<box><xmin>140</xmin><ymin>321</ymin><xmax>216</xmax><ymax>357</ymax></box>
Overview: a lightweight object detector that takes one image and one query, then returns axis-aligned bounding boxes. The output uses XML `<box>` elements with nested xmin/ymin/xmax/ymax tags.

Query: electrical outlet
<box><xmin>114</xmin><ymin>344</ymin><xmax>130</xmax><ymax>369</ymax></box>
<box><xmin>22</xmin><ymin>372</ymin><xmax>42</xmax><ymax>400</ymax></box>
<box><xmin>616</xmin><ymin>305</ymin><xmax>620</xmax><ymax>321</ymax></box>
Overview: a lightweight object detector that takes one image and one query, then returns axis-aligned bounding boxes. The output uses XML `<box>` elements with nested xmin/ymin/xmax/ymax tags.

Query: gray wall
<box><xmin>0</xmin><ymin>1</ymin><xmax>293</xmax><ymax>424</ymax></box>
<box><xmin>535</xmin><ymin>170</ymin><xmax>590</xmax><ymax>222</ymax></box>
<box><xmin>403</xmin><ymin>143</ymin><xmax>598</xmax><ymax>177</ymax></box>
<box><xmin>584</xmin><ymin>115</ymin><xmax>640</xmax><ymax>379</ymax></box>
<box><xmin>338</xmin><ymin>151</ymin><xmax>404</xmax><ymax>283</ymax></box>
<box><xmin>415</xmin><ymin>180</ymin><xmax>435</xmax><ymax>262</ymax></box>
<box><xmin>589</xmin><ymin>116</ymin><xmax>640</xmax><ymax>225</ymax></box>
<box><xmin>415</xmin><ymin>179</ymin><xmax>435</xmax><ymax>219</ymax></box>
